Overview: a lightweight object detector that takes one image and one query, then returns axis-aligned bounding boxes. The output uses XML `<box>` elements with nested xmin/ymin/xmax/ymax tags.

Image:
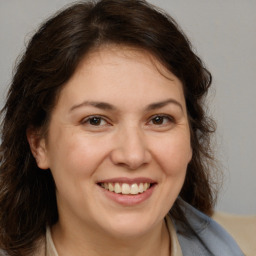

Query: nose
<box><xmin>110</xmin><ymin>126</ymin><xmax>152</xmax><ymax>170</ymax></box>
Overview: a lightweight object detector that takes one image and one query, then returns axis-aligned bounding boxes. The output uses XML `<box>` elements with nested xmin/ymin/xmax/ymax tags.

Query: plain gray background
<box><xmin>0</xmin><ymin>0</ymin><xmax>255</xmax><ymax>215</ymax></box>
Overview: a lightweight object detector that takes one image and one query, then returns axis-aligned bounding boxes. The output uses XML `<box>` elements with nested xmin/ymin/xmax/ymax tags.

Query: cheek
<box><xmin>47</xmin><ymin>135</ymin><xmax>104</xmax><ymax>204</ymax></box>
<box><xmin>152</xmin><ymin>134</ymin><xmax>192</xmax><ymax>176</ymax></box>
<box><xmin>48</xmin><ymin>131</ymin><xmax>111</xmax><ymax>179</ymax></box>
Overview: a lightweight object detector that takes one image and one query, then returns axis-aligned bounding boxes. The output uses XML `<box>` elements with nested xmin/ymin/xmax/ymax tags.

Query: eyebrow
<box><xmin>145</xmin><ymin>99</ymin><xmax>183</xmax><ymax>112</ymax></box>
<box><xmin>70</xmin><ymin>101</ymin><xmax>116</xmax><ymax>112</ymax></box>
<box><xmin>69</xmin><ymin>98</ymin><xmax>183</xmax><ymax>112</ymax></box>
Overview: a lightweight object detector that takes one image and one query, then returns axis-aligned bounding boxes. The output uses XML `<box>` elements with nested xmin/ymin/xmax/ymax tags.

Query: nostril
<box><xmin>110</xmin><ymin>149</ymin><xmax>150</xmax><ymax>170</ymax></box>
<box><xmin>109</xmin><ymin>132</ymin><xmax>152</xmax><ymax>169</ymax></box>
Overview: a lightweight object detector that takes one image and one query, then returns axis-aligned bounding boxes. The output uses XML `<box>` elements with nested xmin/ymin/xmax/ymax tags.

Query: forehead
<box><xmin>55</xmin><ymin>45</ymin><xmax>186</xmax><ymax>111</ymax></box>
<box><xmin>76</xmin><ymin>45</ymin><xmax>178</xmax><ymax>83</ymax></box>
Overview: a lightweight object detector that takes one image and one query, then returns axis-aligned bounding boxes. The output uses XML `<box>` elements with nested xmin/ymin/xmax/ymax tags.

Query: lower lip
<box><xmin>99</xmin><ymin>185</ymin><xmax>156</xmax><ymax>206</ymax></box>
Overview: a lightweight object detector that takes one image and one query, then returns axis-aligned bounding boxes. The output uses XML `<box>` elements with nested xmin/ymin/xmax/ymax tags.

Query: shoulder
<box><xmin>172</xmin><ymin>199</ymin><xmax>245</xmax><ymax>256</ymax></box>
<box><xmin>213</xmin><ymin>212</ymin><xmax>256</xmax><ymax>256</ymax></box>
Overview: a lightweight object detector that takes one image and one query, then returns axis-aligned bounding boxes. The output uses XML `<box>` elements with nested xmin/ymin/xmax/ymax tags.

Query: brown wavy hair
<box><xmin>0</xmin><ymin>0</ymin><xmax>217</xmax><ymax>254</ymax></box>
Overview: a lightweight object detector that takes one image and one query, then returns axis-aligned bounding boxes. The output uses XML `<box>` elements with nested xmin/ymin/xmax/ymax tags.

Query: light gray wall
<box><xmin>0</xmin><ymin>0</ymin><xmax>255</xmax><ymax>214</ymax></box>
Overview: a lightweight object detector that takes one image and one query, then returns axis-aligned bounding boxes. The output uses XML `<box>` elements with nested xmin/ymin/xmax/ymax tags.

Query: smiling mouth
<box><xmin>98</xmin><ymin>182</ymin><xmax>154</xmax><ymax>195</ymax></box>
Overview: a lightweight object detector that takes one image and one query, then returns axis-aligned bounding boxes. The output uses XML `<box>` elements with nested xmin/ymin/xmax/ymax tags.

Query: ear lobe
<box><xmin>26</xmin><ymin>129</ymin><xmax>50</xmax><ymax>169</ymax></box>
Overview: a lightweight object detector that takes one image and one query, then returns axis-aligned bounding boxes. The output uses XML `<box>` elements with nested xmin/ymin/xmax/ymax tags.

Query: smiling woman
<box><xmin>0</xmin><ymin>0</ymin><xmax>244</xmax><ymax>256</ymax></box>
<box><xmin>29</xmin><ymin>47</ymin><xmax>192</xmax><ymax>245</ymax></box>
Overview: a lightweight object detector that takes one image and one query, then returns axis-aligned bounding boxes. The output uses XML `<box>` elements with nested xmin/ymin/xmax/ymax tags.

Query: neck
<box><xmin>51</xmin><ymin>219</ymin><xmax>170</xmax><ymax>256</ymax></box>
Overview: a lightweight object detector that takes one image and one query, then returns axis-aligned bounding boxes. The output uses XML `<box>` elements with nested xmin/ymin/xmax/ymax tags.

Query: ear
<box><xmin>26</xmin><ymin>128</ymin><xmax>50</xmax><ymax>169</ymax></box>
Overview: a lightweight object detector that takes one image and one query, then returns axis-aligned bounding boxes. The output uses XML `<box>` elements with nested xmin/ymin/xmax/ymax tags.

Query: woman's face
<box><xmin>34</xmin><ymin>46</ymin><xmax>192</xmax><ymax>238</ymax></box>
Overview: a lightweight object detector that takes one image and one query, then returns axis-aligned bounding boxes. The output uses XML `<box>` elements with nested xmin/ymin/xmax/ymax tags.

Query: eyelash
<box><xmin>147</xmin><ymin>114</ymin><xmax>175</xmax><ymax>126</ymax></box>
<box><xmin>81</xmin><ymin>114</ymin><xmax>175</xmax><ymax>128</ymax></box>
<box><xmin>81</xmin><ymin>115</ymin><xmax>110</xmax><ymax>127</ymax></box>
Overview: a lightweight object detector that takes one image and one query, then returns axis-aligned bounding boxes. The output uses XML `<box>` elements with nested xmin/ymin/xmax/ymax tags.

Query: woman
<box><xmin>0</xmin><ymin>0</ymin><xmax>244</xmax><ymax>255</ymax></box>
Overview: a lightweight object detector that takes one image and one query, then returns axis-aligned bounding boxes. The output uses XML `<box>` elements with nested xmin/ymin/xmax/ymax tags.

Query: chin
<box><xmin>98</xmin><ymin>212</ymin><xmax>160</xmax><ymax>238</ymax></box>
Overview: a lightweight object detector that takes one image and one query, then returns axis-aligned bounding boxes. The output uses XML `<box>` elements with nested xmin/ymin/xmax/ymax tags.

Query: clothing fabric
<box><xmin>42</xmin><ymin>200</ymin><xmax>244</xmax><ymax>256</ymax></box>
<box><xmin>45</xmin><ymin>227</ymin><xmax>58</xmax><ymax>256</ymax></box>
<box><xmin>1</xmin><ymin>200</ymin><xmax>245</xmax><ymax>255</ymax></box>
<box><xmin>213</xmin><ymin>211</ymin><xmax>256</xmax><ymax>256</ymax></box>
<box><xmin>173</xmin><ymin>199</ymin><xmax>245</xmax><ymax>256</ymax></box>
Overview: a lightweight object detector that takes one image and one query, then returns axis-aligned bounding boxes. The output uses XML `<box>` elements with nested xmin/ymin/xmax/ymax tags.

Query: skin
<box><xmin>28</xmin><ymin>45</ymin><xmax>192</xmax><ymax>256</ymax></box>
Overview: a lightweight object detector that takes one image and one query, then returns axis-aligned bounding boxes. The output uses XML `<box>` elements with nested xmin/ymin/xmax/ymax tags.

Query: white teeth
<box><xmin>122</xmin><ymin>183</ymin><xmax>130</xmax><ymax>194</ymax></box>
<box><xmin>101</xmin><ymin>182</ymin><xmax>151</xmax><ymax>195</ymax></box>
<box><xmin>138</xmin><ymin>183</ymin><xmax>144</xmax><ymax>193</ymax></box>
<box><xmin>114</xmin><ymin>183</ymin><xmax>121</xmax><ymax>194</ymax></box>
<box><xmin>109</xmin><ymin>183</ymin><xmax>114</xmax><ymax>192</ymax></box>
<box><xmin>143</xmin><ymin>183</ymin><xmax>148</xmax><ymax>191</ymax></box>
<box><xmin>130</xmin><ymin>184</ymin><xmax>139</xmax><ymax>194</ymax></box>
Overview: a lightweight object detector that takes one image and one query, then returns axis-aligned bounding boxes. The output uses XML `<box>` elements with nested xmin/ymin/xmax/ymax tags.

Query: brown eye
<box><xmin>150</xmin><ymin>115</ymin><xmax>173</xmax><ymax>125</ymax></box>
<box><xmin>152</xmin><ymin>116</ymin><xmax>164</xmax><ymax>125</ymax></box>
<box><xmin>82</xmin><ymin>116</ymin><xmax>108</xmax><ymax>126</ymax></box>
<box><xmin>89</xmin><ymin>117</ymin><xmax>102</xmax><ymax>126</ymax></box>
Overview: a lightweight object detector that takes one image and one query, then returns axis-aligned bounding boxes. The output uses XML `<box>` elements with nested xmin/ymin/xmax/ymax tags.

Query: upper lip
<box><xmin>97</xmin><ymin>177</ymin><xmax>157</xmax><ymax>185</ymax></box>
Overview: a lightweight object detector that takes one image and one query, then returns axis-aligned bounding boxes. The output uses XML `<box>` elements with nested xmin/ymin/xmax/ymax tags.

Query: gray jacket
<box><xmin>173</xmin><ymin>199</ymin><xmax>245</xmax><ymax>256</ymax></box>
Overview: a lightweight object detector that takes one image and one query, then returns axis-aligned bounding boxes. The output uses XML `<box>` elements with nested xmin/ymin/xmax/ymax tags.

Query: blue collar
<box><xmin>172</xmin><ymin>199</ymin><xmax>244</xmax><ymax>256</ymax></box>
